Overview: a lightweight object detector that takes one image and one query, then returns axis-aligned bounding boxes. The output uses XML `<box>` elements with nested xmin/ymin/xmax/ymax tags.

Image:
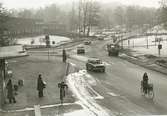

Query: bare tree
<box><xmin>0</xmin><ymin>4</ymin><xmax>10</xmax><ymax>46</ymax></box>
<box><xmin>159</xmin><ymin>0</ymin><xmax>167</xmax><ymax>28</ymax></box>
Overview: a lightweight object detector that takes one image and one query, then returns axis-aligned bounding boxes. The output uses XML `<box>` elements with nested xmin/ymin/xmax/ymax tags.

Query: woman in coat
<box><xmin>6</xmin><ymin>79</ymin><xmax>16</xmax><ymax>103</ymax></box>
<box><xmin>37</xmin><ymin>74</ymin><xmax>45</xmax><ymax>98</ymax></box>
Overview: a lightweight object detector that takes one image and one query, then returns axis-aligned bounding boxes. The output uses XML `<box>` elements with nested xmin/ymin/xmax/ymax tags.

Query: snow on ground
<box><xmin>123</xmin><ymin>35</ymin><xmax>167</xmax><ymax>57</ymax></box>
<box><xmin>70</xmin><ymin>55</ymin><xmax>88</xmax><ymax>62</ymax></box>
<box><xmin>64</xmin><ymin>109</ymin><xmax>92</xmax><ymax>116</ymax></box>
<box><xmin>16</xmin><ymin>35</ymin><xmax>71</xmax><ymax>46</ymax></box>
<box><xmin>67</xmin><ymin>69</ymin><xmax>112</xmax><ymax>116</ymax></box>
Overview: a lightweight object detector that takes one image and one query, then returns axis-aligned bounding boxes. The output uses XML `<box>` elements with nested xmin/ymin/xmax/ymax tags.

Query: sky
<box><xmin>0</xmin><ymin>0</ymin><xmax>161</xmax><ymax>9</ymax></box>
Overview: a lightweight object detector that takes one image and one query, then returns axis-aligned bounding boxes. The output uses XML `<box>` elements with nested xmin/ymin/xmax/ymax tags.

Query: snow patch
<box><xmin>64</xmin><ymin>109</ymin><xmax>93</xmax><ymax>116</ymax></box>
<box><xmin>103</xmin><ymin>62</ymin><xmax>111</xmax><ymax>66</ymax></box>
<box><xmin>108</xmin><ymin>92</ymin><xmax>119</xmax><ymax>97</ymax></box>
<box><xmin>119</xmin><ymin>53</ymin><xmax>137</xmax><ymax>60</ymax></box>
<box><xmin>67</xmin><ymin>70</ymin><xmax>111</xmax><ymax>116</ymax></box>
<box><xmin>70</xmin><ymin>55</ymin><xmax>88</xmax><ymax>62</ymax></box>
<box><xmin>16</xmin><ymin>35</ymin><xmax>71</xmax><ymax>46</ymax></box>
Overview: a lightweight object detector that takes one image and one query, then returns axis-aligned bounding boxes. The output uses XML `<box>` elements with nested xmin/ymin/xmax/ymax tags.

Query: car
<box><xmin>97</xmin><ymin>36</ymin><xmax>104</xmax><ymax>40</ymax></box>
<box><xmin>77</xmin><ymin>46</ymin><xmax>85</xmax><ymax>54</ymax></box>
<box><xmin>84</xmin><ymin>41</ymin><xmax>91</xmax><ymax>45</ymax></box>
<box><xmin>86</xmin><ymin>58</ymin><xmax>105</xmax><ymax>72</ymax></box>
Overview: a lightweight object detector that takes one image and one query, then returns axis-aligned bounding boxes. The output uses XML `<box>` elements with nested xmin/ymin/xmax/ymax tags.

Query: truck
<box><xmin>107</xmin><ymin>43</ymin><xmax>119</xmax><ymax>56</ymax></box>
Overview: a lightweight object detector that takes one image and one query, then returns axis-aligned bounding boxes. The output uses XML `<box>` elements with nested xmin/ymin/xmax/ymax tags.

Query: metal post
<box><xmin>146</xmin><ymin>36</ymin><xmax>149</xmax><ymax>49</ymax></box>
<box><xmin>48</xmin><ymin>48</ymin><xmax>50</xmax><ymax>61</ymax></box>
<box><xmin>0</xmin><ymin>59</ymin><xmax>6</xmax><ymax>108</ymax></box>
<box><xmin>158</xmin><ymin>48</ymin><xmax>160</xmax><ymax>57</ymax></box>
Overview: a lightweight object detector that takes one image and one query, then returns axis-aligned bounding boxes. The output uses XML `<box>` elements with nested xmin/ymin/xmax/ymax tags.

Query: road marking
<box><xmin>108</xmin><ymin>92</ymin><xmax>119</xmax><ymax>97</ymax></box>
<box><xmin>103</xmin><ymin>62</ymin><xmax>111</xmax><ymax>66</ymax></box>
<box><xmin>34</xmin><ymin>105</ymin><xmax>41</xmax><ymax>116</ymax></box>
<box><xmin>1</xmin><ymin>103</ymin><xmax>77</xmax><ymax>113</ymax></box>
<box><xmin>67</xmin><ymin>70</ymin><xmax>111</xmax><ymax>116</ymax></box>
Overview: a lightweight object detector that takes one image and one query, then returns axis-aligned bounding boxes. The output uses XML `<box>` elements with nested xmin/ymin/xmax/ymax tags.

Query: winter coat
<box><xmin>37</xmin><ymin>77</ymin><xmax>45</xmax><ymax>91</ymax></box>
<box><xmin>6</xmin><ymin>80</ymin><xmax>14</xmax><ymax>99</ymax></box>
<box><xmin>62</xmin><ymin>49</ymin><xmax>67</xmax><ymax>62</ymax></box>
<box><xmin>143</xmin><ymin>73</ymin><xmax>148</xmax><ymax>86</ymax></box>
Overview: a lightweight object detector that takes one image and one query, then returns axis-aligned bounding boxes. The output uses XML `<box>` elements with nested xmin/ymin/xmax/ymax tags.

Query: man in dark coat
<box><xmin>62</xmin><ymin>49</ymin><xmax>67</xmax><ymax>63</ymax></box>
<box><xmin>37</xmin><ymin>74</ymin><xmax>45</xmax><ymax>98</ymax></box>
<box><xmin>6</xmin><ymin>79</ymin><xmax>16</xmax><ymax>103</ymax></box>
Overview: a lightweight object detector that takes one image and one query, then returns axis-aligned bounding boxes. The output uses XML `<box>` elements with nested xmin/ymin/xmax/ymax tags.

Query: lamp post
<box><xmin>0</xmin><ymin>59</ymin><xmax>6</xmax><ymax>107</ymax></box>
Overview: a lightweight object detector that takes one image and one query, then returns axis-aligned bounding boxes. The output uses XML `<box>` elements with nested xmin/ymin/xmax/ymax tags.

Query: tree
<box><xmin>18</xmin><ymin>9</ymin><xmax>34</xmax><ymax>19</ymax></box>
<box><xmin>0</xmin><ymin>4</ymin><xmax>9</xmax><ymax>46</ymax></box>
<box><xmin>87</xmin><ymin>1</ymin><xmax>100</xmax><ymax>36</ymax></box>
<box><xmin>114</xmin><ymin>6</ymin><xmax>124</xmax><ymax>26</ymax></box>
<box><xmin>77</xmin><ymin>0</ymin><xmax>100</xmax><ymax>36</ymax></box>
<box><xmin>68</xmin><ymin>1</ymin><xmax>78</xmax><ymax>32</ymax></box>
<box><xmin>125</xmin><ymin>6</ymin><xmax>136</xmax><ymax>29</ymax></box>
<box><xmin>159</xmin><ymin>0</ymin><xmax>167</xmax><ymax>27</ymax></box>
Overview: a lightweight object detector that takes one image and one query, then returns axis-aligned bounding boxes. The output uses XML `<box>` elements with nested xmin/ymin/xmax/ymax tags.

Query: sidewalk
<box><xmin>2</xmin><ymin>55</ymin><xmax>75</xmax><ymax>111</ymax></box>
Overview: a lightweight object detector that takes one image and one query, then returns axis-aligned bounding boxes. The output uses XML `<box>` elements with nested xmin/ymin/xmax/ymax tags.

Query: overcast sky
<box><xmin>0</xmin><ymin>0</ymin><xmax>161</xmax><ymax>9</ymax></box>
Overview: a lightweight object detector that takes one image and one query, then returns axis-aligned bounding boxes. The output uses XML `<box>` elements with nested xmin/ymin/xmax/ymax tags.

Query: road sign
<box><xmin>158</xmin><ymin>44</ymin><xmax>162</xmax><ymax>49</ymax></box>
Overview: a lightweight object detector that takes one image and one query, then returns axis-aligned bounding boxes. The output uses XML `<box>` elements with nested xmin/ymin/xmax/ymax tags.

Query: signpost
<box><xmin>158</xmin><ymin>44</ymin><xmax>162</xmax><ymax>57</ymax></box>
<box><xmin>156</xmin><ymin>37</ymin><xmax>162</xmax><ymax>57</ymax></box>
<box><xmin>45</xmin><ymin>35</ymin><xmax>50</xmax><ymax>61</ymax></box>
<box><xmin>58</xmin><ymin>82</ymin><xmax>68</xmax><ymax>104</ymax></box>
<box><xmin>146</xmin><ymin>36</ymin><xmax>149</xmax><ymax>49</ymax></box>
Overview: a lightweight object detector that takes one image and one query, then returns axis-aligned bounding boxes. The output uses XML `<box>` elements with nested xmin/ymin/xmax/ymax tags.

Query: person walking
<box><xmin>62</xmin><ymin>49</ymin><xmax>67</xmax><ymax>63</ymax></box>
<box><xmin>37</xmin><ymin>74</ymin><xmax>45</xmax><ymax>98</ymax></box>
<box><xmin>6</xmin><ymin>79</ymin><xmax>16</xmax><ymax>103</ymax></box>
<box><xmin>143</xmin><ymin>72</ymin><xmax>149</xmax><ymax>94</ymax></box>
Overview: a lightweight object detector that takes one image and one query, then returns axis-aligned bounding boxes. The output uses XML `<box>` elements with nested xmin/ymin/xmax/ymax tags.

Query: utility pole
<box><xmin>78</xmin><ymin>0</ymin><xmax>82</xmax><ymax>38</ymax></box>
<box><xmin>146</xmin><ymin>36</ymin><xmax>149</xmax><ymax>49</ymax></box>
<box><xmin>0</xmin><ymin>59</ymin><xmax>6</xmax><ymax>108</ymax></box>
<box><xmin>158</xmin><ymin>38</ymin><xmax>162</xmax><ymax>57</ymax></box>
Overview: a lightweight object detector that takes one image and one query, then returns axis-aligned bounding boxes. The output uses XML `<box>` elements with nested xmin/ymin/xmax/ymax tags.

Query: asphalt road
<box><xmin>68</xmin><ymin>40</ymin><xmax>167</xmax><ymax>115</ymax></box>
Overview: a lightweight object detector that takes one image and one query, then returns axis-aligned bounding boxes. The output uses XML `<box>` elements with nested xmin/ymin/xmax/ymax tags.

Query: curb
<box><xmin>120</xmin><ymin>54</ymin><xmax>167</xmax><ymax>75</ymax></box>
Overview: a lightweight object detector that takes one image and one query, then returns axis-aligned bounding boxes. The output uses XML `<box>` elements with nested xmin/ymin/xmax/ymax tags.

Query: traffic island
<box><xmin>120</xmin><ymin>50</ymin><xmax>167</xmax><ymax>75</ymax></box>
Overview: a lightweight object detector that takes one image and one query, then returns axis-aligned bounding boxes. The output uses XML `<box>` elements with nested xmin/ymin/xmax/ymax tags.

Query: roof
<box><xmin>88</xmin><ymin>57</ymin><xmax>100</xmax><ymax>61</ymax></box>
<box><xmin>0</xmin><ymin>45</ymin><xmax>28</xmax><ymax>59</ymax></box>
<box><xmin>77</xmin><ymin>46</ymin><xmax>84</xmax><ymax>48</ymax></box>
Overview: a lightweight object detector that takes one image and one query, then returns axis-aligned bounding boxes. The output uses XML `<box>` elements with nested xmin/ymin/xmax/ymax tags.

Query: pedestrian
<box><xmin>143</xmin><ymin>72</ymin><xmax>149</xmax><ymax>94</ymax></box>
<box><xmin>6</xmin><ymin>79</ymin><xmax>16</xmax><ymax>103</ymax></box>
<box><xmin>37</xmin><ymin>74</ymin><xmax>46</xmax><ymax>98</ymax></box>
<box><xmin>62</xmin><ymin>49</ymin><xmax>67</xmax><ymax>63</ymax></box>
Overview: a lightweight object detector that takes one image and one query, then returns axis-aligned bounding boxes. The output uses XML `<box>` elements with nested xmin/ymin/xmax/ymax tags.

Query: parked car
<box><xmin>84</xmin><ymin>41</ymin><xmax>91</xmax><ymax>45</ymax></box>
<box><xmin>97</xmin><ymin>36</ymin><xmax>104</xmax><ymax>40</ymax></box>
<box><xmin>77</xmin><ymin>46</ymin><xmax>85</xmax><ymax>54</ymax></box>
<box><xmin>86</xmin><ymin>58</ymin><xmax>105</xmax><ymax>72</ymax></box>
